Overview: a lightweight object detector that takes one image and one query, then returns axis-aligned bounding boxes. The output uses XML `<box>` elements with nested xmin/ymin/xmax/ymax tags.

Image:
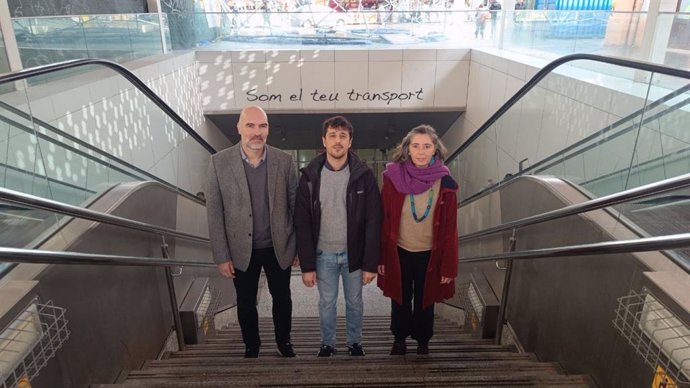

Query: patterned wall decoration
<box><xmin>0</xmin><ymin>53</ymin><xmax>209</xmax><ymax>206</ymax></box>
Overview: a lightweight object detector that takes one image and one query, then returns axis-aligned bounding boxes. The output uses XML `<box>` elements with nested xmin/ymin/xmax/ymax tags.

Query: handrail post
<box><xmin>160</xmin><ymin>236</ymin><xmax>186</xmax><ymax>351</ymax></box>
<box><xmin>495</xmin><ymin>228</ymin><xmax>517</xmax><ymax>345</ymax></box>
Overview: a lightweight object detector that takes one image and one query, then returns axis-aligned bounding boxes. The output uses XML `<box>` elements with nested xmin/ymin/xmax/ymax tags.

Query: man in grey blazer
<box><xmin>206</xmin><ymin>105</ymin><xmax>298</xmax><ymax>358</ymax></box>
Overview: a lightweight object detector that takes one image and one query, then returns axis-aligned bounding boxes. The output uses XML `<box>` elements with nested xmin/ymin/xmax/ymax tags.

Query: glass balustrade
<box><xmin>449</xmin><ymin>59</ymin><xmax>690</xmax><ymax>201</ymax></box>
<box><xmin>0</xmin><ymin>63</ymin><xmax>212</xmax><ymax>250</ymax></box>
<box><xmin>5</xmin><ymin>9</ymin><xmax>689</xmax><ymax>70</ymax></box>
<box><xmin>12</xmin><ymin>14</ymin><xmax>168</xmax><ymax>69</ymax></box>
<box><xmin>447</xmin><ymin>57</ymin><xmax>690</xmax><ymax>267</ymax></box>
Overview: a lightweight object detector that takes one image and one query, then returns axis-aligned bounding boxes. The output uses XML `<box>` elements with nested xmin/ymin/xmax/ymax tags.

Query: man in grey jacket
<box><xmin>206</xmin><ymin>105</ymin><xmax>298</xmax><ymax>358</ymax></box>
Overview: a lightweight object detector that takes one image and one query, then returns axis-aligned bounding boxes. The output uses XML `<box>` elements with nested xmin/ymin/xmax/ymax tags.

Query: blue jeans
<box><xmin>316</xmin><ymin>251</ymin><xmax>363</xmax><ymax>347</ymax></box>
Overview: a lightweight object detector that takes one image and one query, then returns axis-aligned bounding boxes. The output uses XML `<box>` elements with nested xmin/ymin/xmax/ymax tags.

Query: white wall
<box><xmin>196</xmin><ymin>48</ymin><xmax>471</xmax><ymax>113</ymax></box>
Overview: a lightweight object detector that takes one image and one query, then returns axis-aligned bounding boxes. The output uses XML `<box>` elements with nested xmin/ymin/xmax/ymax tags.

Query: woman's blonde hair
<box><xmin>390</xmin><ymin>124</ymin><xmax>448</xmax><ymax>163</ymax></box>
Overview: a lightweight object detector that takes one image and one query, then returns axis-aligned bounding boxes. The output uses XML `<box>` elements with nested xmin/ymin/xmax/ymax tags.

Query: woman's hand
<box><xmin>440</xmin><ymin>276</ymin><xmax>452</xmax><ymax>284</ymax></box>
<box><xmin>378</xmin><ymin>265</ymin><xmax>385</xmax><ymax>276</ymax></box>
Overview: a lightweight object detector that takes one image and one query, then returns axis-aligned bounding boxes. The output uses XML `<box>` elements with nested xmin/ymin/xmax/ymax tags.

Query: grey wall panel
<box><xmin>30</xmin><ymin>183</ymin><xmax>179</xmax><ymax>388</ymax></box>
<box><xmin>497</xmin><ymin>177</ymin><xmax>653</xmax><ymax>388</ymax></box>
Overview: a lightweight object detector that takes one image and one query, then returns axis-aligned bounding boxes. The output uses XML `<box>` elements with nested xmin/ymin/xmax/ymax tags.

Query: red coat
<box><xmin>377</xmin><ymin>175</ymin><xmax>459</xmax><ymax>309</ymax></box>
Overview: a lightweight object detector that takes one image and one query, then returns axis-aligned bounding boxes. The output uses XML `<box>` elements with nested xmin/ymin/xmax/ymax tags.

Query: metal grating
<box><xmin>0</xmin><ymin>300</ymin><xmax>69</xmax><ymax>388</ymax></box>
<box><xmin>198</xmin><ymin>285</ymin><xmax>221</xmax><ymax>334</ymax></box>
<box><xmin>613</xmin><ymin>289</ymin><xmax>690</xmax><ymax>387</ymax></box>
<box><xmin>457</xmin><ymin>281</ymin><xmax>484</xmax><ymax>332</ymax></box>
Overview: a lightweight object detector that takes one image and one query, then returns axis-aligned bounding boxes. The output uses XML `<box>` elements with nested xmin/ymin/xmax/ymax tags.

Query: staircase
<box><xmin>93</xmin><ymin>316</ymin><xmax>592</xmax><ymax>387</ymax></box>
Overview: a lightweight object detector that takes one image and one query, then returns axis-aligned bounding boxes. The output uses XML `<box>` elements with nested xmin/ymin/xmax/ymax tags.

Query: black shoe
<box><xmin>317</xmin><ymin>344</ymin><xmax>336</xmax><ymax>357</ymax></box>
<box><xmin>348</xmin><ymin>343</ymin><xmax>365</xmax><ymax>356</ymax></box>
<box><xmin>390</xmin><ymin>339</ymin><xmax>406</xmax><ymax>355</ymax></box>
<box><xmin>244</xmin><ymin>346</ymin><xmax>260</xmax><ymax>358</ymax></box>
<box><xmin>416</xmin><ymin>342</ymin><xmax>429</xmax><ymax>355</ymax></box>
<box><xmin>277</xmin><ymin>342</ymin><xmax>296</xmax><ymax>357</ymax></box>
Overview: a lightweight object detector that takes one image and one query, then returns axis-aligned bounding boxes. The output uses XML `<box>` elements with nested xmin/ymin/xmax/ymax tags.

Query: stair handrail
<box><xmin>456</xmin><ymin>172</ymin><xmax>690</xmax><ymax>345</ymax></box>
<box><xmin>0</xmin><ymin>58</ymin><xmax>217</xmax><ymax>155</ymax></box>
<box><xmin>0</xmin><ymin>185</ymin><xmax>214</xmax><ymax>352</ymax></box>
<box><xmin>0</xmin><ymin>186</ymin><xmax>210</xmax><ymax>243</ymax></box>
<box><xmin>446</xmin><ymin>53</ymin><xmax>690</xmax><ymax>166</ymax></box>
<box><xmin>459</xmin><ymin>232</ymin><xmax>690</xmax><ymax>264</ymax></box>
<box><xmin>0</xmin><ymin>246</ymin><xmax>214</xmax><ymax>353</ymax></box>
<box><xmin>0</xmin><ymin>246</ymin><xmax>216</xmax><ymax>268</ymax></box>
<box><xmin>459</xmin><ymin>171</ymin><xmax>690</xmax><ymax>273</ymax></box>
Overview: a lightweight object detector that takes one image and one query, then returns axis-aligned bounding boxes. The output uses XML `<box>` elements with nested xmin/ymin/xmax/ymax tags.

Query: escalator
<box><xmin>0</xmin><ymin>59</ymin><xmax>216</xmax><ymax>276</ymax></box>
<box><xmin>0</xmin><ymin>59</ymin><xmax>229</xmax><ymax>387</ymax></box>
<box><xmin>446</xmin><ymin>54</ymin><xmax>690</xmax><ymax>387</ymax></box>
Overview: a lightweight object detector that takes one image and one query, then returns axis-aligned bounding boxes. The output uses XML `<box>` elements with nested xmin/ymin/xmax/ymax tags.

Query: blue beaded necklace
<box><xmin>410</xmin><ymin>189</ymin><xmax>434</xmax><ymax>223</ymax></box>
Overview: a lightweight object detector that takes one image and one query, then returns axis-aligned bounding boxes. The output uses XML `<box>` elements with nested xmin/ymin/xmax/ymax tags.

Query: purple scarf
<box><xmin>383</xmin><ymin>159</ymin><xmax>450</xmax><ymax>195</ymax></box>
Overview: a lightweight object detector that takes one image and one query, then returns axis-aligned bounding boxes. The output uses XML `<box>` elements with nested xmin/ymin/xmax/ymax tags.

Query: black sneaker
<box><xmin>244</xmin><ymin>346</ymin><xmax>260</xmax><ymax>358</ymax></box>
<box><xmin>317</xmin><ymin>344</ymin><xmax>336</xmax><ymax>357</ymax></box>
<box><xmin>348</xmin><ymin>343</ymin><xmax>365</xmax><ymax>356</ymax></box>
<box><xmin>277</xmin><ymin>342</ymin><xmax>296</xmax><ymax>357</ymax></box>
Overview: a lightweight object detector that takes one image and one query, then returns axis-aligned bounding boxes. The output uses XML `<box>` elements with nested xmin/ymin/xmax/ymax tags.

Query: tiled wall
<box><xmin>196</xmin><ymin>48</ymin><xmax>471</xmax><ymax>112</ymax></box>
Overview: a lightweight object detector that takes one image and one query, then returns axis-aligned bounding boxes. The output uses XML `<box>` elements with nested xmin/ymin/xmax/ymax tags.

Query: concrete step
<box><xmin>93</xmin><ymin>371</ymin><xmax>592</xmax><ymax>387</ymax></box>
<box><xmin>142</xmin><ymin>351</ymin><xmax>537</xmax><ymax>369</ymax></box>
<box><xmin>169</xmin><ymin>345</ymin><xmax>519</xmax><ymax>358</ymax></box>
<box><xmin>133</xmin><ymin>360</ymin><xmax>563</xmax><ymax>376</ymax></box>
<box><xmin>89</xmin><ymin>314</ymin><xmax>592</xmax><ymax>388</ymax></box>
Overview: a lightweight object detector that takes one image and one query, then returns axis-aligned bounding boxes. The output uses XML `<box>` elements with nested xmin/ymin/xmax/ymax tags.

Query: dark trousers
<box><xmin>391</xmin><ymin>247</ymin><xmax>434</xmax><ymax>343</ymax></box>
<box><xmin>233</xmin><ymin>247</ymin><xmax>292</xmax><ymax>348</ymax></box>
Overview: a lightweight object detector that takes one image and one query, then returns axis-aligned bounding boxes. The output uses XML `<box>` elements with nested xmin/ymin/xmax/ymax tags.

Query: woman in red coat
<box><xmin>377</xmin><ymin>124</ymin><xmax>458</xmax><ymax>355</ymax></box>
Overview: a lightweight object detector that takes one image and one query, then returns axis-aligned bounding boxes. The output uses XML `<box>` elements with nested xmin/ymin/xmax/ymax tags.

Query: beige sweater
<box><xmin>397</xmin><ymin>180</ymin><xmax>441</xmax><ymax>252</ymax></box>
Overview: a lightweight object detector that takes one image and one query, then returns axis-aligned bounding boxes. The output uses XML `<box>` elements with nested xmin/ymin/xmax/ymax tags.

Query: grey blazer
<box><xmin>206</xmin><ymin>144</ymin><xmax>297</xmax><ymax>271</ymax></box>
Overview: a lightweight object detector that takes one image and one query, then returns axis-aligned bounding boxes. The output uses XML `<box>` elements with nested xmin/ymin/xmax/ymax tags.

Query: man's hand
<box><xmin>377</xmin><ymin>265</ymin><xmax>385</xmax><ymax>276</ymax></box>
<box><xmin>362</xmin><ymin>271</ymin><xmax>376</xmax><ymax>285</ymax></box>
<box><xmin>217</xmin><ymin>261</ymin><xmax>236</xmax><ymax>279</ymax></box>
<box><xmin>302</xmin><ymin>271</ymin><xmax>316</xmax><ymax>287</ymax></box>
<box><xmin>292</xmin><ymin>255</ymin><xmax>300</xmax><ymax>267</ymax></box>
<box><xmin>441</xmin><ymin>276</ymin><xmax>452</xmax><ymax>284</ymax></box>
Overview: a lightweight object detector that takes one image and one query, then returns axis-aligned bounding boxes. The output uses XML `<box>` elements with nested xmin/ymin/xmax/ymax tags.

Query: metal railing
<box><xmin>0</xmin><ymin>187</ymin><xmax>209</xmax><ymax>244</ymax></box>
<box><xmin>0</xmin><ymin>186</ymin><xmax>215</xmax><ymax>352</ymax></box>
<box><xmin>456</xmin><ymin>172</ymin><xmax>690</xmax><ymax>347</ymax></box>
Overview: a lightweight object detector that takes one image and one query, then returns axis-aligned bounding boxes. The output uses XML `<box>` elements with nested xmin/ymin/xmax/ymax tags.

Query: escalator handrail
<box><xmin>459</xmin><ymin>232</ymin><xmax>690</xmax><ymax>273</ymax></box>
<box><xmin>458</xmin><ymin>172</ymin><xmax>690</xmax><ymax>259</ymax></box>
<box><xmin>458</xmin><ymin>172</ymin><xmax>690</xmax><ymax>241</ymax></box>
<box><xmin>0</xmin><ymin>186</ymin><xmax>210</xmax><ymax>244</ymax></box>
<box><xmin>0</xmin><ymin>246</ymin><xmax>216</xmax><ymax>268</ymax></box>
<box><xmin>0</xmin><ymin>58</ymin><xmax>217</xmax><ymax>155</ymax></box>
<box><xmin>446</xmin><ymin>53</ymin><xmax>690</xmax><ymax>163</ymax></box>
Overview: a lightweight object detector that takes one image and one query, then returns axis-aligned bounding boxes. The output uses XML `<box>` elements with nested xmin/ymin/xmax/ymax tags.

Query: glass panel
<box><xmin>5</xmin><ymin>9</ymin><xmax>687</xmax><ymax>70</ymax></box>
<box><xmin>13</xmin><ymin>14</ymin><xmax>166</xmax><ymax>68</ymax></box>
<box><xmin>0</xmin><ymin>61</ymin><xmax>212</xmax><ymax>248</ymax></box>
<box><xmin>660</xmin><ymin>12</ymin><xmax>690</xmax><ymax>69</ymax></box>
<box><xmin>450</xmin><ymin>59</ymin><xmax>688</xmax><ymax>201</ymax></box>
